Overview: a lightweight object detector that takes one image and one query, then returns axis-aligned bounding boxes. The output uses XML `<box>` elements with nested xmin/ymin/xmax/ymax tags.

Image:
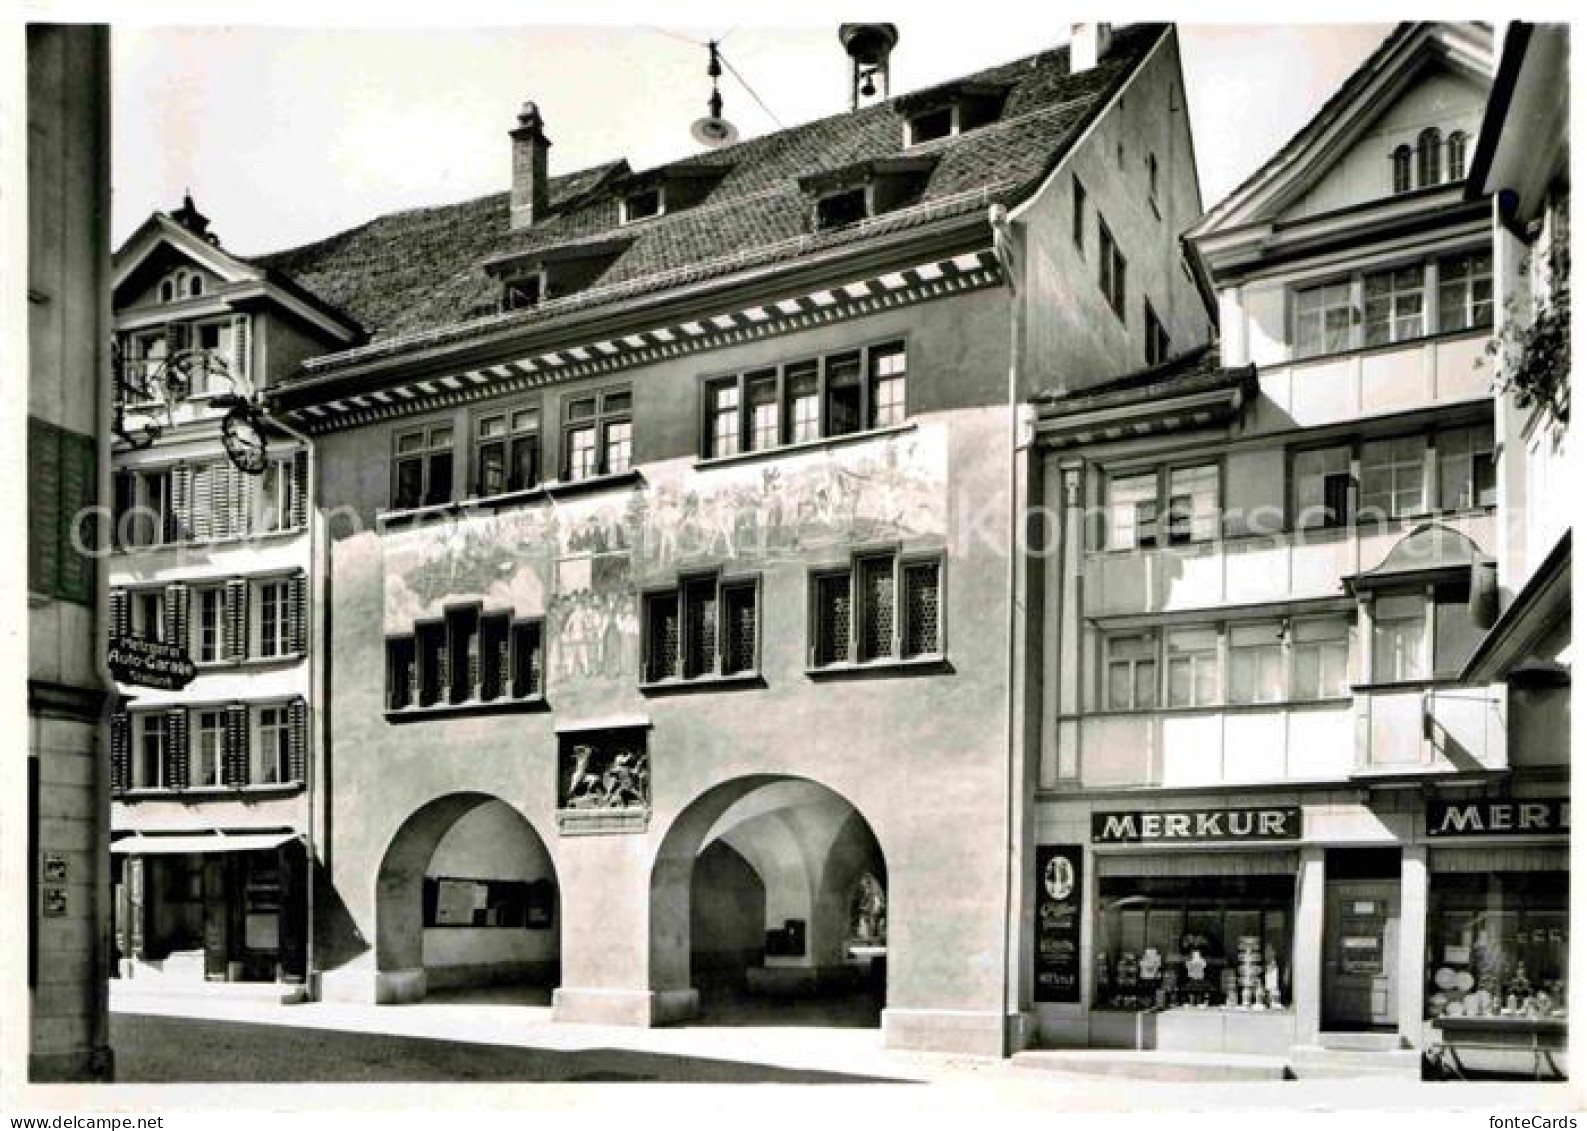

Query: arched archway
<box><xmin>375</xmin><ymin>792</ymin><xmax>559</xmax><ymax>1004</ymax></box>
<box><xmin>650</xmin><ymin>775</ymin><xmax>887</xmax><ymax>1027</ymax></box>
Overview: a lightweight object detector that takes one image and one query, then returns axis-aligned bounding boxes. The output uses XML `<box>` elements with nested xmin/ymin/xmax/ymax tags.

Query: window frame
<box><xmin>1097</xmin><ymin>214</ymin><xmax>1127</xmax><ymax>320</ymax></box>
<box><xmin>390</xmin><ymin>419</ymin><xmax>456</xmax><ymax>511</ymax></box>
<box><xmin>192</xmin><ymin>708</ymin><xmax>225</xmax><ymax>789</ymax></box>
<box><xmin>190</xmin><ymin>583</ymin><xmax>226</xmax><ymax>665</ymax></box>
<box><xmin>132</xmin><ymin>711</ymin><xmax>170</xmax><ymax>791</ymax></box>
<box><xmin>561</xmin><ymin>385</ymin><xmax>632</xmax><ymax>482</ymax></box>
<box><xmin>1072</xmin><ymin>176</ymin><xmax>1087</xmax><ymax>255</ymax></box>
<box><xmin>813</xmin><ymin>186</ymin><xmax>871</xmax><ymax>231</ymax></box>
<box><xmin>1144</xmin><ymin>299</ymin><xmax>1170</xmax><ymax>366</ymax></box>
<box><xmin>807</xmin><ymin>548</ymin><xmax>945</xmax><ymax>672</ymax></box>
<box><xmin>471</xmin><ymin>399</ymin><xmax>543</xmax><ymax>498</ymax></box>
<box><xmin>386</xmin><ymin>611</ymin><xmax>544</xmax><ymax>714</ymax></box>
<box><xmin>640</xmin><ymin>571</ymin><xmax>762</xmax><ymax>686</ymax></box>
<box><xmin>1102</xmin><ymin>460</ymin><xmax>1223</xmax><ymax>551</ymax></box>
<box><xmin>252</xmin><ymin>576</ymin><xmax>294</xmax><ymax>660</ymax></box>
<box><xmin>1290</xmin><ymin>247</ymin><xmax>1493</xmax><ymax>360</ymax></box>
<box><xmin>619</xmin><ymin>184</ymin><xmax>665</xmax><ymax>225</ymax></box>
<box><xmin>251</xmin><ymin>702</ymin><xmax>292</xmax><ymax>786</ymax></box>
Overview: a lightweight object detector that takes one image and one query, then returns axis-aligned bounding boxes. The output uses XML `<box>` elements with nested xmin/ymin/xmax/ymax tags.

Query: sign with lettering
<box><xmin>1426</xmin><ymin>799</ymin><xmax>1569</xmax><ymax>838</ymax></box>
<box><xmin>1034</xmin><ymin>844</ymin><xmax>1083</xmax><ymax>1004</ymax></box>
<box><xmin>107</xmin><ymin>635</ymin><xmax>197</xmax><ymax>691</ymax></box>
<box><xmin>1091</xmin><ymin>807</ymin><xmax>1302</xmax><ymax>845</ymax></box>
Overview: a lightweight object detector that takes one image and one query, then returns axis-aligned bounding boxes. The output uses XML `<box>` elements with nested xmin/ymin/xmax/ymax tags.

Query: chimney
<box><xmin>1069</xmin><ymin>23</ymin><xmax>1113</xmax><ymax>74</ymax></box>
<box><xmin>510</xmin><ymin>101</ymin><xmax>551</xmax><ymax>231</ymax></box>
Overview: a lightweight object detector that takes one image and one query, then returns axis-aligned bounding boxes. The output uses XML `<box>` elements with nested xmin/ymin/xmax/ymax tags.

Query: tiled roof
<box><xmin>1032</xmin><ymin>342</ymin><xmax>1252</xmax><ymax>412</ymax></box>
<box><xmin>251</xmin><ymin>24</ymin><xmax>1167</xmax><ymax>356</ymax></box>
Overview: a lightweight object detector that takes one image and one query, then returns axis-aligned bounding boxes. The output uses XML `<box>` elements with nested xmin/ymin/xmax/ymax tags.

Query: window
<box><xmin>474</xmin><ymin>405</ymin><xmax>541</xmax><ymax>496</ymax></box>
<box><xmin>190</xmin><ymin>275</ymin><xmax>204</xmax><ymax>298</ymax></box>
<box><xmin>1391</xmin><ymin>145</ymin><xmax>1413</xmax><ymax>194</ymax></box>
<box><xmin>192</xmin><ymin>585</ymin><xmax>224</xmax><ymax>664</ymax></box>
<box><xmin>907</xmin><ymin>106</ymin><xmax>953</xmax><ymax>145</ymax></box>
<box><xmin>446</xmin><ymin>606</ymin><xmax>480</xmax><ymax>704</ymax></box>
<box><xmin>1416</xmin><ymin>128</ymin><xmax>1443</xmax><ymax>188</ymax></box>
<box><xmin>1437</xmin><ymin>250</ymin><xmax>1493</xmax><ymax>333</ymax></box>
<box><xmin>1105</xmin><ymin>471</ymin><xmax>1160</xmax><ymax>550</ymax></box>
<box><xmin>114</xmin><ymin>468</ymin><xmax>173</xmax><ymax>548</ymax></box>
<box><xmin>387</xmin><ymin>637</ymin><xmax>416</xmax><ymax>710</ymax></box>
<box><xmin>1106</xmin><ymin>464</ymin><xmax>1220</xmax><ymax>550</ymax></box>
<box><xmin>1072</xmin><ymin>177</ymin><xmax>1087</xmax><ymax>253</ymax></box>
<box><xmin>254</xmin><ymin>579</ymin><xmax>291</xmax><ymax>659</ymax></box>
<box><xmin>132</xmin><ymin>588</ymin><xmax>165</xmax><ymax>644</ymax></box>
<box><xmin>1228</xmin><ymin>622</ymin><xmax>1285</xmax><ymax>704</ymax></box>
<box><xmin>1294</xmin><ymin>281</ymin><xmax>1353</xmax><ymax>359</ymax></box>
<box><xmin>1105</xmin><ymin>632</ymin><xmax>1157</xmax><ymax>710</ymax></box>
<box><xmin>1098</xmin><ymin>216</ymin><xmax>1127</xmax><ymax>319</ymax></box>
<box><xmin>1437</xmin><ymin>424</ymin><xmax>1496</xmax><ymax>511</ymax></box>
<box><xmin>643</xmin><ymin>574</ymin><xmax>758</xmax><ymax>682</ymax></box>
<box><xmin>1359</xmin><ymin>435</ymin><xmax>1427</xmax><ymax>519</ymax></box>
<box><xmin>810</xmin><ymin>552</ymin><xmax>941</xmax><ymax>669</ymax></box>
<box><xmin>392</xmin><ymin>423</ymin><xmax>454</xmax><ymax>510</ymax></box>
<box><xmin>1165</xmin><ymin>626</ymin><xmax>1220</xmax><ymax>707</ymax></box>
<box><xmin>703</xmin><ymin>342</ymin><xmax>906</xmax><ymax>458</ymax></box>
<box><xmin>134</xmin><ymin>713</ymin><xmax>169</xmax><ymax>790</ymax></box>
<box><xmin>387</xmin><ymin>612</ymin><xmax>541</xmax><ymax>711</ymax></box>
<box><xmin>1165</xmin><ymin>465</ymin><xmax>1219</xmax><ymax>545</ymax></box>
<box><xmin>563</xmin><ymin>388</ymin><xmax>631</xmax><ymax>481</ymax></box>
<box><xmin>159</xmin><ymin>279</ymin><xmax>174</xmax><ymax>303</ymax></box>
<box><xmin>1147</xmin><ymin>152</ymin><xmax>1159</xmax><ymax>202</ymax></box>
<box><xmin>1363</xmin><ymin>264</ymin><xmax>1425</xmax><ymax>346</ymax></box>
<box><xmin>189</xmin><ymin>319</ymin><xmax>233</xmax><ymax>396</ymax></box>
<box><xmin>1372</xmin><ymin>592</ymin><xmax>1427</xmax><ymax>682</ymax></box>
<box><xmin>816</xmin><ymin>188</ymin><xmax>868</xmax><ymax>231</ymax></box>
<box><xmin>253</xmin><ymin>704</ymin><xmax>291</xmax><ymax>785</ymax></box>
<box><xmin>1292</xmin><ymin>616</ymin><xmax>1354</xmax><ymax>699</ymax></box>
<box><xmin>256</xmin><ymin>456</ymin><xmax>298</xmax><ymax>533</ymax></box>
<box><xmin>193</xmin><ymin>709</ymin><xmax>224</xmax><ymax>788</ymax></box>
<box><xmin>502</xmin><ymin>275</ymin><xmax>542</xmax><ymax>312</ymax></box>
<box><xmin>1144</xmin><ymin>301</ymin><xmax>1170</xmax><ymax>366</ymax></box>
<box><xmin>1293</xmin><ymin>445</ymin><xmax>1354</xmax><ymax>530</ymax></box>
<box><xmin>1446</xmin><ymin>131</ymin><xmax>1468</xmax><ymax>181</ymax></box>
<box><xmin>621</xmin><ymin>187</ymin><xmax>662</xmax><ymax>224</ymax></box>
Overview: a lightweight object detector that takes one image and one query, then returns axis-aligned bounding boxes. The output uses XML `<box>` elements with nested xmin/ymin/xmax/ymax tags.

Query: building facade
<box><xmin>105</xmin><ymin>201</ymin><xmax>359</xmax><ymax>990</ymax></box>
<box><xmin>26</xmin><ymin>22</ymin><xmax>116</xmax><ymax>1083</ymax></box>
<box><xmin>258</xmin><ymin>23</ymin><xmax>1210</xmax><ymax>1054</ymax></box>
<box><xmin>1026</xmin><ymin>23</ymin><xmax>1566</xmax><ymax>1074</ymax></box>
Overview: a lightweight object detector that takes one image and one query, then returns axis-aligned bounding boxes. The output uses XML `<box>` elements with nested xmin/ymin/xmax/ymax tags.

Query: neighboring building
<box><xmin>26</xmin><ymin>23</ymin><xmax>115</xmax><ymax>1082</ymax></box>
<box><xmin>105</xmin><ymin>198</ymin><xmax>360</xmax><ymax>990</ymax></box>
<box><xmin>261</xmin><ymin>23</ymin><xmax>1209</xmax><ymax>1054</ymax></box>
<box><xmin>1026</xmin><ymin>23</ymin><xmax>1563</xmax><ymax>1074</ymax></box>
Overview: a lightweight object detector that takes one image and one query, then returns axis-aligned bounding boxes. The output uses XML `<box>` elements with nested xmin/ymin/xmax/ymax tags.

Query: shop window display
<box><xmin>1095</xmin><ymin>875</ymin><xmax>1293</xmax><ymax>1011</ymax></box>
<box><xmin>1425</xmin><ymin>872</ymin><xmax>1567</xmax><ymax>1023</ymax></box>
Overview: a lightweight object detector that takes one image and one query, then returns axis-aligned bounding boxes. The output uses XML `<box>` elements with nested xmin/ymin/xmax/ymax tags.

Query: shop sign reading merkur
<box><xmin>1092</xmin><ymin>806</ymin><xmax>1302</xmax><ymax>844</ymax></box>
<box><xmin>1425</xmin><ymin>798</ymin><xmax>1569</xmax><ymax>837</ymax></box>
<box><xmin>107</xmin><ymin>635</ymin><xmax>197</xmax><ymax>691</ymax></box>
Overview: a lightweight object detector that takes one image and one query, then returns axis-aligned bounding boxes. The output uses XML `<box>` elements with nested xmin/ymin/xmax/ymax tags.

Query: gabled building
<box><xmin>1026</xmin><ymin>23</ymin><xmax>1563</xmax><ymax>1074</ymax></box>
<box><xmin>259</xmin><ymin>22</ymin><xmax>1210</xmax><ymax>1055</ymax></box>
<box><xmin>106</xmin><ymin>197</ymin><xmax>359</xmax><ymax>991</ymax></box>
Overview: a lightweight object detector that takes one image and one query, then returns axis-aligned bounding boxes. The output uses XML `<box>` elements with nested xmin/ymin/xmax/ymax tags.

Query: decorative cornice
<box><xmin>285</xmin><ymin>248</ymin><xmax>1002</xmax><ymax>434</ymax></box>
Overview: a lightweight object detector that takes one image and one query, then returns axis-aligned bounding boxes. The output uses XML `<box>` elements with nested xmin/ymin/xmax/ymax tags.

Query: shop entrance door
<box><xmin>1322</xmin><ymin>849</ymin><xmax>1400</xmax><ymax>1031</ymax></box>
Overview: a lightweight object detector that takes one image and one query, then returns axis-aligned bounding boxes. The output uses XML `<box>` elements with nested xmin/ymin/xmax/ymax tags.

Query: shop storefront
<box><xmin>112</xmin><ymin>831</ymin><xmax>307</xmax><ymax>984</ymax></box>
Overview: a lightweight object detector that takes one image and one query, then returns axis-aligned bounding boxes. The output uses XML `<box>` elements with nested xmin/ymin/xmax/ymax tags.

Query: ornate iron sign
<box><xmin>107</xmin><ymin>635</ymin><xmax>197</xmax><ymax>690</ymax></box>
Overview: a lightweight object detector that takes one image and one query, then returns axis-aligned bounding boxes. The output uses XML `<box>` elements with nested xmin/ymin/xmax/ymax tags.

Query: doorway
<box><xmin>1321</xmin><ymin>848</ymin><xmax>1400</xmax><ymax>1031</ymax></box>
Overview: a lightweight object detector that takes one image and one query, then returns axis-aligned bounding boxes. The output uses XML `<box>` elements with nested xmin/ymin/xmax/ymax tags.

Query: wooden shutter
<box><xmin>289</xmin><ymin>572</ymin><xmax>308</xmax><ymax>655</ymax></box>
<box><xmin>108</xmin><ymin>587</ymin><xmax>130</xmax><ymax>640</ymax></box>
<box><xmin>170</xmin><ymin>464</ymin><xmax>191</xmax><ymax>542</ymax></box>
<box><xmin>109</xmin><ymin>712</ymin><xmax>130</xmax><ymax>794</ymax></box>
<box><xmin>287</xmin><ymin>698</ymin><xmax>308</xmax><ymax>783</ymax></box>
<box><xmin>289</xmin><ymin>449</ymin><xmax>308</xmax><ymax>530</ymax></box>
<box><xmin>165</xmin><ymin>707</ymin><xmax>189</xmax><ymax>790</ymax></box>
<box><xmin>230</xmin><ymin>314</ymin><xmax>250</xmax><ymax>390</ymax></box>
<box><xmin>191</xmin><ymin>462</ymin><xmax>215</xmax><ymax>541</ymax></box>
<box><xmin>235</xmin><ymin>461</ymin><xmax>258</xmax><ymax>536</ymax></box>
<box><xmin>164</xmin><ymin>582</ymin><xmax>189</xmax><ymax>649</ymax></box>
<box><xmin>223</xmin><ymin>703</ymin><xmax>250</xmax><ymax>786</ymax></box>
<box><xmin>224</xmin><ymin>578</ymin><xmax>249</xmax><ymax>661</ymax></box>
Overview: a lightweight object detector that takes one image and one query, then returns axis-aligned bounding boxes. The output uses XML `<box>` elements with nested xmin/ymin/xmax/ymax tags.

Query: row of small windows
<box><xmin>1391</xmin><ymin>128</ymin><xmax>1468</xmax><ymax>195</ymax></box>
<box><xmin>111</xmin><ymin>700</ymin><xmax>307</xmax><ymax>794</ymax></box>
<box><xmin>384</xmin><ymin>552</ymin><xmax>943</xmax><ymax>710</ymax></box>
<box><xmin>388</xmin><ymin>342</ymin><xmax>908</xmax><ymax>511</ymax></box>
<box><xmin>156</xmin><ymin>268</ymin><xmax>205</xmax><ymax>303</ymax></box>
<box><xmin>1101</xmin><ymin>423</ymin><xmax>1495</xmax><ymax>551</ymax></box>
<box><xmin>1292</xmin><ymin>249</ymin><xmax>1492</xmax><ymax>359</ymax></box>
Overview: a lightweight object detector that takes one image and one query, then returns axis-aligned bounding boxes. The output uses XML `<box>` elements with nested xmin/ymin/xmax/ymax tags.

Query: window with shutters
<box><xmin>118</xmin><ymin>467</ymin><xmax>174</xmax><ymax>549</ymax></box>
<box><xmin>642</xmin><ymin>573</ymin><xmax>759</xmax><ymax>686</ymax></box>
<box><xmin>563</xmin><ymin>387</ymin><xmax>631</xmax><ymax>481</ymax></box>
<box><xmin>700</xmin><ymin>341</ymin><xmax>908</xmax><ymax>459</ymax></box>
<box><xmin>131</xmin><ymin>588</ymin><xmax>166</xmax><ymax>644</ymax></box>
<box><xmin>193</xmin><ymin>709</ymin><xmax>224</xmax><ymax>787</ymax></box>
<box><xmin>809</xmin><ymin>551</ymin><xmax>943</xmax><ymax>671</ymax></box>
<box><xmin>133</xmin><ymin>713</ymin><xmax>170</xmax><ymax>790</ymax></box>
<box><xmin>189</xmin><ymin>318</ymin><xmax>233</xmax><ymax>397</ymax></box>
<box><xmin>253</xmin><ymin>578</ymin><xmax>292</xmax><ymax>659</ymax></box>
<box><xmin>256</xmin><ymin>455</ymin><xmax>302</xmax><ymax>533</ymax></box>
<box><xmin>387</xmin><ymin>612</ymin><xmax>542</xmax><ymax>713</ymax></box>
<box><xmin>473</xmin><ymin>403</ymin><xmax>541</xmax><ymax>497</ymax></box>
<box><xmin>391</xmin><ymin>423</ymin><xmax>455</xmax><ymax>510</ymax></box>
<box><xmin>191</xmin><ymin>584</ymin><xmax>225</xmax><ymax>664</ymax></box>
<box><xmin>252</xmin><ymin>704</ymin><xmax>291</xmax><ymax>785</ymax></box>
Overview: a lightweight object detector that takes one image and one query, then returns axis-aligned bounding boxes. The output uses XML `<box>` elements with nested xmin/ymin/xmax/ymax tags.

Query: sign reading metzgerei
<box><xmin>107</xmin><ymin>635</ymin><xmax>197</xmax><ymax>691</ymax></box>
<box><xmin>1426</xmin><ymin>799</ymin><xmax>1569</xmax><ymax>838</ymax></box>
<box><xmin>1092</xmin><ymin>806</ymin><xmax>1302</xmax><ymax>845</ymax></box>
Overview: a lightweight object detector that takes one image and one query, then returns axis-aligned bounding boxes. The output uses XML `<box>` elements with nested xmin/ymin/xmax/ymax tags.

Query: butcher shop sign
<box><xmin>1092</xmin><ymin>806</ymin><xmax>1302</xmax><ymax>845</ymax></box>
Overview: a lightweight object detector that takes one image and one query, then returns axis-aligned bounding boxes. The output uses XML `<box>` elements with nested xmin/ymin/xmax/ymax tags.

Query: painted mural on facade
<box><xmin>382</xmin><ymin>425</ymin><xmax>949</xmax><ymax>689</ymax></box>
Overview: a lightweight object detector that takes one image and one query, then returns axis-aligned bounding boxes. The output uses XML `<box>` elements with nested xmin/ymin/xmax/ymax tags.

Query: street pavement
<box><xmin>102</xmin><ymin>982</ymin><xmax>1584</xmax><ymax>1110</ymax></box>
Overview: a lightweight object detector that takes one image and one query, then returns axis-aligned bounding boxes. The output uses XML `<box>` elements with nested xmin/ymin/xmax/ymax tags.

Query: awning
<box><xmin>110</xmin><ymin>831</ymin><xmax>301</xmax><ymax>856</ymax></box>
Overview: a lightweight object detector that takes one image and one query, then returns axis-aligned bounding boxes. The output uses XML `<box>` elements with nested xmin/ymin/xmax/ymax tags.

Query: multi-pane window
<box><xmin>1437</xmin><ymin>250</ymin><xmax>1493</xmax><ymax>333</ymax></box>
<box><xmin>810</xmin><ymin>552</ymin><xmax>941</xmax><ymax>669</ymax></box>
<box><xmin>1391</xmin><ymin>145</ymin><xmax>1413</xmax><ymax>194</ymax></box>
<box><xmin>255</xmin><ymin>579</ymin><xmax>291</xmax><ymax>659</ymax></box>
<box><xmin>1359</xmin><ymin>435</ymin><xmax>1427</xmax><ymax>519</ymax></box>
<box><xmin>1105</xmin><ymin>633</ymin><xmax>1157</xmax><ymax>710</ymax></box>
<box><xmin>1292</xmin><ymin>617</ymin><xmax>1354</xmax><ymax>699</ymax></box>
<box><xmin>1363</xmin><ymin>265</ymin><xmax>1425</xmax><ymax>346</ymax></box>
<box><xmin>1165</xmin><ymin>626</ymin><xmax>1219</xmax><ymax>707</ymax></box>
<box><xmin>254</xmin><ymin>704</ymin><xmax>291</xmax><ymax>785</ymax></box>
<box><xmin>1228</xmin><ymin>622</ymin><xmax>1286</xmax><ymax>704</ymax></box>
<box><xmin>1165</xmin><ymin>465</ymin><xmax>1219</xmax><ymax>546</ymax></box>
<box><xmin>703</xmin><ymin>342</ymin><xmax>907</xmax><ymax>458</ymax></box>
<box><xmin>135</xmin><ymin>713</ymin><xmax>169</xmax><ymax>790</ymax></box>
<box><xmin>474</xmin><ymin>406</ymin><xmax>541</xmax><ymax>496</ymax></box>
<box><xmin>1416</xmin><ymin>128</ymin><xmax>1443</xmax><ymax>188</ymax></box>
<box><xmin>1072</xmin><ymin>176</ymin><xmax>1087</xmax><ymax>253</ymax></box>
<box><xmin>386</xmin><ymin>611</ymin><xmax>541</xmax><ymax>710</ymax></box>
<box><xmin>1372</xmin><ymin>592</ymin><xmax>1428</xmax><ymax>683</ymax></box>
<box><xmin>132</xmin><ymin>588</ymin><xmax>166</xmax><ymax>643</ymax></box>
<box><xmin>1447</xmin><ymin>131</ymin><xmax>1468</xmax><ymax>182</ymax></box>
<box><xmin>1105</xmin><ymin>472</ymin><xmax>1159</xmax><ymax>551</ymax></box>
<box><xmin>1295</xmin><ymin>282</ymin><xmax>1353</xmax><ymax>359</ymax></box>
<box><xmin>563</xmin><ymin>388</ymin><xmax>631</xmax><ymax>481</ymax></box>
<box><xmin>193</xmin><ymin>709</ymin><xmax>224</xmax><ymax>788</ymax></box>
<box><xmin>642</xmin><ymin>574</ymin><xmax>758</xmax><ymax>682</ymax></box>
<box><xmin>1144</xmin><ymin>301</ymin><xmax>1170</xmax><ymax>366</ymax></box>
<box><xmin>392</xmin><ymin>423</ymin><xmax>454</xmax><ymax>510</ymax></box>
<box><xmin>191</xmin><ymin>585</ymin><xmax>224</xmax><ymax>664</ymax></box>
<box><xmin>1098</xmin><ymin>216</ymin><xmax>1127</xmax><ymax>319</ymax></box>
<box><xmin>1105</xmin><ymin>464</ymin><xmax>1220</xmax><ymax>550</ymax></box>
<box><xmin>1293</xmin><ymin>445</ymin><xmax>1354</xmax><ymax>530</ymax></box>
<box><xmin>1437</xmin><ymin>424</ymin><xmax>1496</xmax><ymax>510</ymax></box>
<box><xmin>116</xmin><ymin>467</ymin><xmax>173</xmax><ymax>548</ymax></box>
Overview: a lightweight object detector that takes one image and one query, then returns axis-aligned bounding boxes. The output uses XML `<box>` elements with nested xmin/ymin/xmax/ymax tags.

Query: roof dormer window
<box><xmin>620</xmin><ymin>186</ymin><xmax>663</xmax><ymax>225</ymax></box>
<box><xmin>799</xmin><ymin>155</ymin><xmax>936</xmax><ymax>233</ymax></box>
<box><xmin>898</xmin><ymin>81</ymin><xmax>1010</xmax><ymax>148</ymax></box>
<box><xmin>189</xmin><ymin>275</ymin><xmax>204</xmax><ymax>298</ymax></box>
<box><xmin>502</xmin><ymin>274</ymin><xmax>543</xmax><ymax>312</ymax></box>
<box><xmin>816</xmin><ymin>188</ymin><xmax>869</xmax><ymax>231</ymax></box>
<box><xmin>906</xmin><ymin>106</ymin><xmax>953</xmax><ymax>146</ymax></box>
